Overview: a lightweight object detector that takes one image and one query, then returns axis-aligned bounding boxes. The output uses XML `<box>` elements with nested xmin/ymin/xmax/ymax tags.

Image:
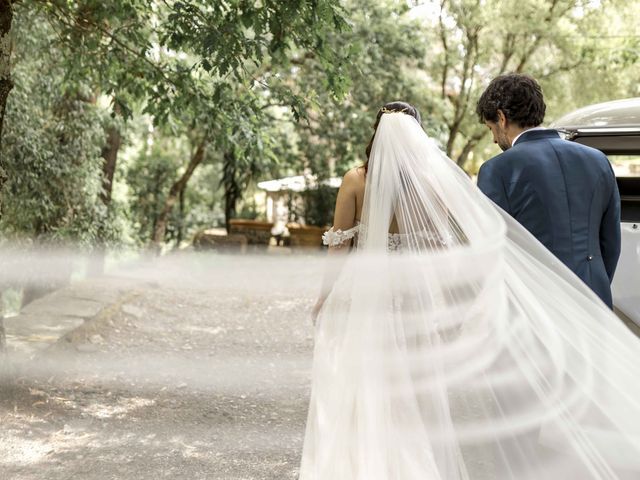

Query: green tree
<box><xmin>149</xmin><ymin>0</ymin><xmax>351</xmax><ymax>239</ymax></box>
<box><xmin>127</xmin><ymin>136</ymin><xmax>188</xmax><ymax>245</ymax></box>
<box><xmin>109</xmin><ymin>0</ymin><xmax>352</xmax><ymax>244</ymax></box>
<box><xmin>3</xmin><ymin>0</ymin><xmax>349</xmax><ymax>251</ymax></box>
<box><xmin>282</xmin><ymin>0</ymin><xmax>436</xmax><ymax>180</ymax></box>
<box><xmin>416</xmin><ymin>0</ymin><xmax>640</xmax><ymax>170</ymax></box>
<box><xmin>0</xmin><ymin>6</ymin><xmax>133</xmax><ymax>306</ymax></box>
<box><xmin>1</xmin><ymin>12</ymin><xmax>110</xmax><ymax>243</ymax></box>
<box><xmin>0</xmin><ymin>0</ymin><xmax>14</xmax><ymax>203</ymax></box>
<box><xmin>36</xmin><ymin>0</ymin><xmax>186</xmax><ymax>257</ymax></box>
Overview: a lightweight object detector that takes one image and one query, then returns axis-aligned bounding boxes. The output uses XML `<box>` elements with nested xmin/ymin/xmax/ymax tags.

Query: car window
<box><xmin>610</xmin><ymin>155</ymin><xmax>640</xmax><ymax>177</ymax></box>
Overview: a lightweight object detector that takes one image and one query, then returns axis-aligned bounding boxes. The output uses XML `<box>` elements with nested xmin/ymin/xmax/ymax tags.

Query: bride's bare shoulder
<box><xmin>338</xmin><ymin>168</ymin><xmax>365</xmax><ymax>195</ymax></box>
<box><xmin>342</xmin><ymin>167</ymin><xmax>366</xmax><ymax>189</ymax></box>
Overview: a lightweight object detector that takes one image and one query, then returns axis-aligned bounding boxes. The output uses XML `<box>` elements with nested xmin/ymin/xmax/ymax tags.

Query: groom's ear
<box><xmin>496</xmin><ymin>110</ymin><xmax>508</xmax><ymax>128</ymax></box>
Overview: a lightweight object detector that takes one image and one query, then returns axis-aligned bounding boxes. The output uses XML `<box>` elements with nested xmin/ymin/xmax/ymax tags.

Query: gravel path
<box><xmin>0</xmin><ymin>262</ymin><xmax>318</xmax><ymax>480</ymax></box>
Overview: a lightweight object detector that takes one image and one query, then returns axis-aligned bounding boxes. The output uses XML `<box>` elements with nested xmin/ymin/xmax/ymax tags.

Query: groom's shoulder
<box><xmin>480</xmin><ymin>134</ymin><xmax>611</xmax><ymax>177</ymax></box>
<box><xmin>479</xmin><ymin>144</ymin><xmax>540</xmax><ymax>177</ymax></box>
<box><xmin>537</xmin><ymin>135</ymin><xmax>611</xmax><ymax>167</ymax></box>
<box><xmin>516</xmin><ymin>131</ymin><xmax>606</xmax><ymax>159</ymax></box>
<box><xmin>556</xmin><ymin>137</ymin><xmax>608</xmax><ymax>159</ymax></box>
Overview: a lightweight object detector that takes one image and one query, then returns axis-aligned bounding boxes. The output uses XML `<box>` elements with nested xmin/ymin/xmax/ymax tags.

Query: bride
<box><xmin>298</xmin><ymin>102</ymin><xmax>640</xmax><ymax>479</ymax></box>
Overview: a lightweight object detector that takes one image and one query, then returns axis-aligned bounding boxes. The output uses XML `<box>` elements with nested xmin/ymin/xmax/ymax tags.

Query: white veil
<box><xmin>299</xmin><ymin>112</ymin><xmax>640</xmax><ymax>479</ymax></box>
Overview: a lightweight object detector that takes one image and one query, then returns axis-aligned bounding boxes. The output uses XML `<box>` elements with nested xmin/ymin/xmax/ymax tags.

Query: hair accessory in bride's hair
<box><xmin>380</xmin><ymin>106</ymin><xmax>409</xmax><ymax>115</ymax></box>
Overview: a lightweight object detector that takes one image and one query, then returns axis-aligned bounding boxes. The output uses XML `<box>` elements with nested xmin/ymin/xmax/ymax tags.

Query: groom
<box><xmin>476</xmin><ymin>73</ymin><xmax>621</xmax><ymax>308</ymax></box>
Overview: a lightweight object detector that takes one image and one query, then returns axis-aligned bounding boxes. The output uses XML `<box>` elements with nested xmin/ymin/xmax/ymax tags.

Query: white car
<box><xmin>552</xmin><ymin>98</ymin><xmax>640</xmax><ymax>327</ymax></box>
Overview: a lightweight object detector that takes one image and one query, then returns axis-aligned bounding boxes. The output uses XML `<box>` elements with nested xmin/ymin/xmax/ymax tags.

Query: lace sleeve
<box><xmin>322</xmin><ymin>225</ymin><xmax>359</xmax><ymax>248</ymax></box>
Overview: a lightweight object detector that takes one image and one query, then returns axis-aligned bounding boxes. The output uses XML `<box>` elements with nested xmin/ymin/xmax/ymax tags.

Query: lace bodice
<box><xmin>322</xmin><ymin>223</ymin><xmax>452</xmax><ymax>251</ymax></box>
<box><xmin>322</xmin><ymin>224</ymin><xmax>361</xmax><ymax>248</ymax></box>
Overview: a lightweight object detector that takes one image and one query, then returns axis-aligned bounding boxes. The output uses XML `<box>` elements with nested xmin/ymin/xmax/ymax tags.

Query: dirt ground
<box><xmin>0</xmin><ymin>278</ymin><xmax>316</xmax><ymax>480</ymax></box>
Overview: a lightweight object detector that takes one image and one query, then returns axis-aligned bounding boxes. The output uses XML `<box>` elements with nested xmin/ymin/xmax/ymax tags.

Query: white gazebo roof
<box><xmin>257</xmin><ymin>174</ymin><xmax>342</xmax><ymax>193</ymax></box>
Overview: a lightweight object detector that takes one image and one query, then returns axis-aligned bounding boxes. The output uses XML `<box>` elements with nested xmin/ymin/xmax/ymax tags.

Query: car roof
<box><xmin>550</xmin><ymin>98</ymin><xmax>640</xmax><ymax>155</ymax></box>
<box><xmin>551</xmin><ymin>98</ymin><xmax>640</xmax><ymax>131</ymax></box>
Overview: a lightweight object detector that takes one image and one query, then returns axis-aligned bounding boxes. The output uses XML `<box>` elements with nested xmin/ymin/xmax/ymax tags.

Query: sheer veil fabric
<box><xmin>298</xmin><ymin>113</ymin><xmax>640</xmax><ymax>480</ymax></box>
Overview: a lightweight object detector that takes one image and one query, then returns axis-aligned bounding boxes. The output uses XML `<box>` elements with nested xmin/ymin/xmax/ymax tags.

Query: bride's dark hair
<box><xmin>364</xmin><ymin>101</ymin><xmax>422</xmax><ymax>172</ymax></box>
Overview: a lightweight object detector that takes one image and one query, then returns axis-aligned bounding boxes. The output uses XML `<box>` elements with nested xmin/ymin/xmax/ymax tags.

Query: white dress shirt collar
<box><xmin>512</xmin><ymin>126</ymin><xmax>548</xmax><ymax>147</ymax></box>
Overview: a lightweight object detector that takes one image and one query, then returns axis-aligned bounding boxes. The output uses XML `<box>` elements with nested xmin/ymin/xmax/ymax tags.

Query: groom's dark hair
<box><xmin>476</xmin><ymin>74</ymin><xmax>546</xmax><ymax>128</ymax></box>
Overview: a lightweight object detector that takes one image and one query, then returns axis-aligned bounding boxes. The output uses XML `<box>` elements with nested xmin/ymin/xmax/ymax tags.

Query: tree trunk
<box><xmin>99</xmin><ymin>122</ymin><xmax>122</xmax><ymax>206</ymax></box>
<box><xmin>0</xmin><ymin>0</ymin><xmax>14</xmax><ymax>211</ymax></box>
<box><xmin>152</xmin><ymin>138</ymin><xmax>207</xmax><ymax>246</ymax></box>
<box><xmin>0</xmin><ymin>317</ymin><xmax>5</xmax><ymax>353</ymax></box>
<box><xmin>151</xmin><ymin>171</ymin><xmax>162</xmax><ymax>240</ymax></box>
<box><xmin>177</xmin><ymin>187</ymin><xmax>185</xmax><ymax>246</ymax></box>
<box><xmin>456</xmin><ymin>130</ymin><xmax>487</xmax><ymax>169</ymax></box>
<box><xmin>0</xmin><ymin>297</ymin><xmax>5</xmax><ymax>354</ymax></box>
<box><xmin>0</xmin><ymin>0</ymin><xmax>12</xmax><ymax>141</ymax></box>
<box><xmin>456</xmin><ymin>142</ymin><xmax>476</xmax><ymax>169</ymax></box>
<box><xmin>222</xmin><ymin>150</ymin><xmax>241</xmax><ymax>234</ymax></box>
<box><xmin>88</xmin><ymin>108</ymin><xmax>123</xmax><ymax>276</ymax></box>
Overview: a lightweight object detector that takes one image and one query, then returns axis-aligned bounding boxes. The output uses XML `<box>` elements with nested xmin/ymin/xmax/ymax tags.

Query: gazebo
<box><xmin>257</xmin><ymin>174</ymin><xmax>342</xmax><ymax>246</ymax></box>
<box><xmin>257</xmin><ymin>174</ymin><xmax>341</xmax><ymax>222</ymax></box>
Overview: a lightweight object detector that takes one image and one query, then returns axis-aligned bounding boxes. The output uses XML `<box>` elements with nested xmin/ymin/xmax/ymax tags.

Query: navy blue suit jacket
<box><xmin>477</xmin><ymin>129</ymin><xmax>621</xmax><ymax>307</ymax></box>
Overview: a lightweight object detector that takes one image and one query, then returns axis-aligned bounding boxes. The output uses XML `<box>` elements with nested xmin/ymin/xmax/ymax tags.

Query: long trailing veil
<box><xmin>299</xmin><ymin>112</ymin><xmax>640</xmax><ymax>479</ymax></box>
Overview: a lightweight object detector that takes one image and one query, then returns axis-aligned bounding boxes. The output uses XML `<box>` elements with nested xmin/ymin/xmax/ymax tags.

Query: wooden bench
<box><xmin>193</xmin><ymin>231</ymin><xmax>248</xmax><ymax>253</ymax></box>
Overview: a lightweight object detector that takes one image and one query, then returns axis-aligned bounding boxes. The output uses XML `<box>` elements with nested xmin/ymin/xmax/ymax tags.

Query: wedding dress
<box><xmin>298</xmin><ymin>112</ymin><xmax>640</xmax><ymax>479</ymax></box>
<box><xmin>322</xmin><ymin>222</ymin><xmax>454</xmax><ymax>252</ymax></box>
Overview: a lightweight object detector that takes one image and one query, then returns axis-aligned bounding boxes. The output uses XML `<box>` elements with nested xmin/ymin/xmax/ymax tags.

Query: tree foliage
<box><xmin>1</xmin><ymin>10</ymin><xmax>114</xmax><ymax>243</ymax></box>
<box><xmin>0</xmin><ymin>0</ymin><xmax>15</xmax><ymax>209</ymax></box>
<box><xmin>283</xmin><ymin>0</ymin><xmax>436</xmax><ymax>179</ymax></box>
<box><xmin>1</xmin><ymin>0</ymin><xmax>639</xmax><ymax>249</ymax></box>
<box><xmin>1</xmin><ymin>0</ymin><xmax>350</xmax><ymax>245</ymax></box>
<box><xmin>417</xmin><ymin>0</ymin><xmax>640</xmax><ymax>169</ymax></box>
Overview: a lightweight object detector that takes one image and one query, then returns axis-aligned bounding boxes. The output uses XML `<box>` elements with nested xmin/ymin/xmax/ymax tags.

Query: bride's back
<box><xmin>351</xmin><ymin>166</ymin><xmax>401</xmax><ymax>234</ymax></box>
